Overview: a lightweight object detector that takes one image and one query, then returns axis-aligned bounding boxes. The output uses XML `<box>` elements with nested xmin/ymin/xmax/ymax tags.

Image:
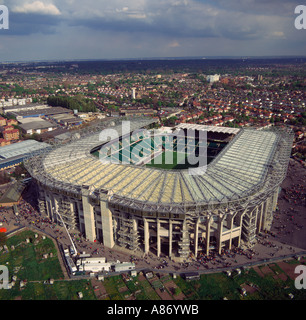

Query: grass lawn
<box><xmin>0</xmin><ymin>230</ymin><xmax>64</xmax><ymax>282</ymax></box>
<box><xmin>195</xmin><ymin>273</ymin><xmax>241</xmax><ymax>300</ymax></box>
<box><xmin>146</xmin><ymin>151</ymin><xmax>199</xmax><ymax>170</ymax></box>
<box><xmin>134</xmin><ymin>275</ymin><xmax>161</xmax><ymax>300</ymax></box>
<box><xmin>0</xmin><ymin>230</ymin><xmax>95</xmax><ymax>300</ymax></box>
<box><xmin>172</xmin><ymin>276</ymin><xmax>200</xmax><ymax>300</ymax></box>
<box><xmin>2</xmin><ymin>230</ymin><xmax>306</xmax><ymax>300</ymax></box>
<box><xmin>0</xmin><ymin>279</ymin><xmax>96</xmax><ymax>300</ymax></box>
<box><xmin>103</xmin><ymin>274</ymin><xmax>162</xmax><ymax>300</ymax></box>
<box><xmin>103</xmin><ymin>275</ymin><xmax>129</xmax><ymax>300</ymax></box>
<box><xmin>174</xmin><ymin>264</ymin><xmax>306</xmax><ymax>300</ymax></box>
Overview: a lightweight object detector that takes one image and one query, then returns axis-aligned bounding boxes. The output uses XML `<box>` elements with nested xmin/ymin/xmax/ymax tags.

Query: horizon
<box><xmin>1</xmin><ymin>55</ymin><xmax>306</xmax><ymax>64</ymax></box>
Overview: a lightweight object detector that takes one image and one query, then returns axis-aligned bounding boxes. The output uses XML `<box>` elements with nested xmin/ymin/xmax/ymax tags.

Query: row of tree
<box><xmin>47</xmin><ymin>95</ymin><xmax>97</xmax><ymax>112</ymax></box>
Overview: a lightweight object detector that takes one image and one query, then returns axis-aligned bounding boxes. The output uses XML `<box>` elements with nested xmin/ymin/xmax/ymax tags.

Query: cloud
<box><xmin>0</xmin><ymin>1</ymin><xmax>63</xmax><ymax>35</ymax></box>
<box><xmin>115</xmin><ymin>7</ymin><xmax>129</xmax><ymax>13</ymax></box>
<box><xmin>5</xmin><ymin>0</ymin><xmax>300</xmax><ymax>40</ymax></box>
<box><xmin>0</xmin><ymin>0</ymin><xmax>304</xmax><ymax>61</ymax></box>
<box><xmin>269</xmin><ymin>31</ymin><xmax>286</xmax><ymax>39</ymax></box>
<box><xmin>126</xmin><ymin>12</ymin><xmax>147</xmax><ymax>19</ymax></box>
<box><xmin>12</xmin><ymin>1</ymin><xmax>61</xmax><ymax>16</ymax></box>
<box><xmin>200</xmin><ymin>0</ymin><xmax>300</xmax><ymax>15</ymax></box>
<box><xmin>3</xmin><ymin>12</ymin><xmax>61</xmax><ymax>36</ymax></box>
<box><xmin>168</xmin><ymin>40</ymin><xmax>180</xmax><ymax>48</ymax></box>
<box><xmin>59</xmin><ymin>0</ymin><xmax>290</xmax><ymax>41</ymax></box>
<box><xmin>62</xmin><ymin>1</ymin><xmax>219</xmax><ymax>38</ymax></box>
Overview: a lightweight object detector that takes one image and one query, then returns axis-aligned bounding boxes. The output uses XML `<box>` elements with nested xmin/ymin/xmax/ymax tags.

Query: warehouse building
<box><xmin>0</xmin><ymin>139</ymin><xmax>50</xmax><ymax>170</ymax></box>
<box><xmin>18</xmin><ymin>118</ymin><xmax>57</xmax><ymax>135</ymax></box>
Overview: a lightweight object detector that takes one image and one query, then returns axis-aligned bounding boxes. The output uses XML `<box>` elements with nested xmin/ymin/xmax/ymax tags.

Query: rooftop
<box><xmin>7</xmin><ymin>106</ymin><xmax>72</xmax><ymax>118</ymax></box>
<box><xmin>19</xmin><ymin>119</ymin><xmax>57</xmax><ymax>131</ymax></box>
<box><xmin>0</xmin><ymin>182</ymin><xmax>25</xmax><ymax>205</ymax></box>
<box><xmin>176</xmin><ymin>123</ymin><xmax>241</xmax><ymax>135</ymax></box>
<box><xmin>0</xmin><ymin>140</ymin><xmax>50</xmax><ymax>160</ymax></box>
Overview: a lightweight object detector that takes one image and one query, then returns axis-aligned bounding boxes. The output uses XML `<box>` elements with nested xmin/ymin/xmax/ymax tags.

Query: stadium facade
<box><xmin>25</xmin><ymin>118</ymin><xmax>294</xmax><ymax>261</ymax></box>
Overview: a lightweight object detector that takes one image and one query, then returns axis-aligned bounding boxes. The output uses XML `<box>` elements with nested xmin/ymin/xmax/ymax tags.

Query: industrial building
<box><xmin>6</xmin><ymin>106</ymin><xmax>72</xmax><ymax>120</ymax></box>
<box><xmin>0</xmin><ymin>139</ymin><xmax>50</xmax><ymax>170</ymax></box>
<box><xmin>207</xmin><ymin>74</ymin><xmax>220</xmax><ymax>83</ymax></box>
<box><xmin>24</xmin><ymin>118</ymin><xmax>293</xmax><ymax>261</ymax></box>
<box><xmin>18</xmin><ymin>118</ymin><xmax>57</xmax><ymax>135</ymax></box>
<box><xmin>1</xmin><ymin>103</ymin><xmax>48</xmax><ymax>115</ymax></box>
<box><xmin>46</xmin><ymin>113</ymin><xmax>83</xmax><ymax>127</ymax></box>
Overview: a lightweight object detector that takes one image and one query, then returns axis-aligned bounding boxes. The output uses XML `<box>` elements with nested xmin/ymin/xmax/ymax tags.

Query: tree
<box><xmin>0</xmin><ymin>171</ymin><xmax>10</xmax><ymax>185</ymax></box>
<box><xmin>0</xmin><ymin>232</ymin><xmax>7</xmax><ymax>246</ymax></box>
<box><xmin>47</xmin><ymin>95</ymin><xmax>97</xmax><ymax>113</ymax></box>
<box><xmin>13</xmin><ymin>164</ymin><xmax>28</xmax><ymax>179</ymax></box>
<box><xmin>172</xmin><ymin>287</ymin><xmax>182</xmax><ymax>296</ymax></box>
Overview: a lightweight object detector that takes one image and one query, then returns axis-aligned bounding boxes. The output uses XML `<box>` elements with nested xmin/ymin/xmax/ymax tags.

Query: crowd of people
<box><xmin>282</xmin><ymin>184</ymin><xmax>306</xmax><ymax>206</ymax></box>
<box><xmin>271</xmin><ymin>184</ymin><xmax>305</xmax><ymax>246</ymax></box>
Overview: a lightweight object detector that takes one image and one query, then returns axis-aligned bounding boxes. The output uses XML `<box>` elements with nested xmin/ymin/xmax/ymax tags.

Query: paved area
<box><xmin>271</xmin><ymin>159</ymin><xmax>306</xmax><ymax>249</ymax></box>
<box><xmin>0</xmin><ymin>159</ymin><xmax>305</xmax><ymax>275</ymax></box>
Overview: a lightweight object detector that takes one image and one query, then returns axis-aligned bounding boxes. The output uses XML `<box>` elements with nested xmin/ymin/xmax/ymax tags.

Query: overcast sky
<box><xmin>0</xmin><ymin>0</ymin><xmax>305</xmax><ymax>61</ymax></box>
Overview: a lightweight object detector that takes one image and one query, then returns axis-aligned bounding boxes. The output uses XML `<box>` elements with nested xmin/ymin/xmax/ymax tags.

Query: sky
<box><xmin>0</xmin><ymin>0</ymin><xmax>305</xmax><ymax>61</ymax></box>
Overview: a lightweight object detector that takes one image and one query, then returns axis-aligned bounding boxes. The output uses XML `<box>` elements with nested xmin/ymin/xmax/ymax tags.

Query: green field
<box><xmin>1</xmin><ymin>230</ymin><xmax>306</xmax><ymax>300</ymax></box>
<box><xmin>91</xmin><ymin>136</ymin><xmax>218</xmax><ymax>170</ymax></box>
<box><xmin>0</xmin><ymin>279</ymin><xmax>96</xmax><ymax>300</ymax></box>
<box><xmin>0</xmin><ymin>230</ymin><xmax>94</xmax><ymax>300</ymax></box>
<box><xmin>0</xmin><ymin>230</ymin><xmax>63</xmax><ymax>282</ymax></box>
<box><xmin>101</xmin><ymin>260</ymin><xmax>306</xmax><ymax>301</ymax></box>
<box><xmin>173</xmin><ymin>264</ymin><xmax>306</xmax><ymax>300</ymax></box>
<box><xmin>146</xmin><ymin>151</ymin><xmax>204</xmax><ymax>170</ymax></box>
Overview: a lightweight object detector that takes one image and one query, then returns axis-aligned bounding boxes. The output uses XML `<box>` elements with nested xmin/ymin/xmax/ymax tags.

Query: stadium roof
<box><xmin>25</xmin><ymin>120</ymin><xmax>293</xmax><ymax>212</ymax></box>
<box><xmin>176</xmin><ymin>123</ymin><xmax>241</xmax><ymax>135</ymax></box>
<box><xmin>0</xmin><ymin>140</ymin><xmax>50</xmax><ymax>160</ymax></box>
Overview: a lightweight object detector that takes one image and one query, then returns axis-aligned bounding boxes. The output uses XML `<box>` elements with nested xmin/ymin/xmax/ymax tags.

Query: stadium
<box><xmin>25</xmin><ymin>118</ymin><xmax>294</xmax><ymax>261</ymax></box>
